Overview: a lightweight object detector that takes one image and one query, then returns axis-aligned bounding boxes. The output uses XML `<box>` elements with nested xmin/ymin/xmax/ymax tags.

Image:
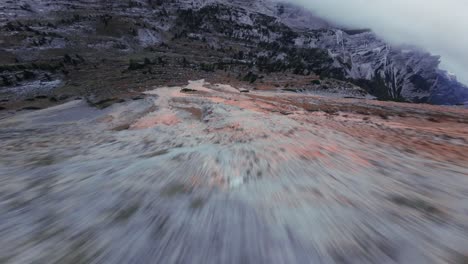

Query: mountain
<box><xmin>0</xmin><ymin>0</ymin><xmax>467</xmax><ymax>107</ymax></box>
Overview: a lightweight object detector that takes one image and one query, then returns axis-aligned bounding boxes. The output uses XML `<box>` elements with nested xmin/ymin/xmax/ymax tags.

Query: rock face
<box><xmin>311</xmin><ymin>29</ymin><xmax>468</xmax><ymax>104</ymax></box>
<box><xmin>0</xmin><ymin>0</ymin><xmax>467</xmax><ymax>104</ymax></box>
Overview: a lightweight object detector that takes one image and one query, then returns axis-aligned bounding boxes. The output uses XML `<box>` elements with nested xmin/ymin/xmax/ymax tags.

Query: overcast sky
<box><xmin>284</xmin><ymin>0</ymin><xmax>468</xmax><ymax>85</ymax></box>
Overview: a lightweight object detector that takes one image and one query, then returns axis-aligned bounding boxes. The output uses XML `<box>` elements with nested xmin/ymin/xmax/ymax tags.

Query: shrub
<box><xmin>128</xmin><ymin>59</ymin><xmax>145</xmax><ymax>71</ymax></box>
<box><xmin>243</xmin><ymin>71</ymin><xmax>258</xmax><ymax>83</ymax></box>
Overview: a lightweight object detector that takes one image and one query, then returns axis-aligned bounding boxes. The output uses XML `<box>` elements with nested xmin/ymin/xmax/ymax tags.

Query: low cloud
<box><xmin>284</xmin><ymin>0</ymin><xmax>468</xmax><ymax>85</ymax></box>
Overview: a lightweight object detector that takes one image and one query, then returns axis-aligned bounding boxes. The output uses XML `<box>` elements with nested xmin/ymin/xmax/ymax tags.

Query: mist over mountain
<box><xmin>283</xmin><ymin>0</ymin><xmax>468</xmax><ymax>85</ymax></box>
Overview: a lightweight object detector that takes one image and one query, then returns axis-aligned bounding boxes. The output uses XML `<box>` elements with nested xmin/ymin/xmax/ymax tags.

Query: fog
<box><xmin>284</xmin><ymin>0</ymin><xmax>468</xmax><ymax>85</ymax></box>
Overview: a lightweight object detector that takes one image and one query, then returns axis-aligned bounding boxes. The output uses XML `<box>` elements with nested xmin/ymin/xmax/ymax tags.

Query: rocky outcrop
<box><xmin>307</xmin><ymin>29</ymin><xmax>467</xmax><ymax>104</ymax></box>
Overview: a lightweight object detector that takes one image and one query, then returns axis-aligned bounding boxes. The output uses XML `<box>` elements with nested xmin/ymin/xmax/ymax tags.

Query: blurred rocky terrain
<box><xmin>1</xmin><ymin>80</ymin><xmax>468</xmax><ymax>263</ymax></box>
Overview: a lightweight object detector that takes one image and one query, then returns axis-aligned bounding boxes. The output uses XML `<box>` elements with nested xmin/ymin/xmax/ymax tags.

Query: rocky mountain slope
<box><xmin>0</xmin><ymin>0</ymin><xmax>467</xmax><ymax>109</ymax></box>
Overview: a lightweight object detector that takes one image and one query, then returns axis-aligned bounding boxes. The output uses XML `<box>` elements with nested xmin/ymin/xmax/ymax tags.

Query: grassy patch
<box><xmin>29</xmin><ymin>155</ymin><xmax>56</xmax><ymax>167</ymax></box>
<box><xmin>180</xmin><ymin>88</ymin><xmax>197</xmax><ymax>93</ymax></box>
<box><xmin>151</xmin><ymin>215</ymin><xmax>169</xmax><ymax>240</ymax></box>
<box><xmin>190</xmin><ymin>197</ymin><xmax>205</xmax><ymax>209</ymax></box>
<box><xmin>389</xmin><ymin>195</ymin><xmax>442</xmax><ymax>216</ymax></box>
<box><xmin>112</xmin><ymin>123</ymin><xmax>131</xmax><ymax>131</ymax></box>
<box><xmin>323</xmin><ymin>108</ymin><xmax>339</xmax><ymax>115</ymax></box>
<box><xmin>55</xmin><ymin>231</ymin><xmax>102</xmax><ymax>264</ymax></box>
<box><xmin>21</xmin><ymin>106</ymin><xmax>42</xmax><ymax>110</ymax></box>
<box><xmin>161</xmin><ymin>182</ymin><xmax>191</xmax><ymax>197</ymax></box>
<box><xmin>140</xmin><ymin>149</ymin><xmax>169</xmax><ymax>158</ymax></box>
<box><xmin>379</xmin><ymin>113</ymin><xmax>390</xmax><ymax>120</ymax></box>
<box><xmin>113</xmin><ymin>202</ymin><xmax>140</xmax><ymax>223</ymax></box>
<box><xmin>87</xmin><ymin>98</ymin><xmax>125</xmax><ymax>109</ymax></box>
<box><xmin>281</xmin><ymin>88</ymin><xmax>299</xmax><ymax>93</ymax></box>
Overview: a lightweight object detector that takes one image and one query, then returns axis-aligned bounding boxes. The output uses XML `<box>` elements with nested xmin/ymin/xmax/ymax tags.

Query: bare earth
<box><xmin>1</xmin><ymin>80</ymin><xmax>468</xmax><ymax>263</ymax></box>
